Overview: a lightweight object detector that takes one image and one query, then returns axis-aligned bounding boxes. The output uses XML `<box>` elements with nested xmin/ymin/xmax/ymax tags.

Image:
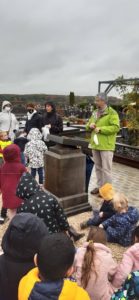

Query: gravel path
<box><xmin>0</xmin><ymin>201</ymin><xmax>126</xmax><ymax>262</ymax></box>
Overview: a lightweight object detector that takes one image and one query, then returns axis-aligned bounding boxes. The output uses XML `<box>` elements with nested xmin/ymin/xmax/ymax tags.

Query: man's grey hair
<box><xmin>96</xmin><ymin>92</ymin><xmax>108</xmax><ymax>103</ymax></box>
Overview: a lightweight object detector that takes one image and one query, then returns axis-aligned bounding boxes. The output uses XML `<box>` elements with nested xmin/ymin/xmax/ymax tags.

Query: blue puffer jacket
<box><xmin>29</xmin><ymin>280</ymin><xmax>63</xmax><ymax>300</ymax></box>
<box><xmin>102</xmin><ymin>207</ymin><xmax>139</xmax><ymax>247</ymax></box>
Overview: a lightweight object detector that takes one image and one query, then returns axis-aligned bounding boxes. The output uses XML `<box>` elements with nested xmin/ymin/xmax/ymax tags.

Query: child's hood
<box><xmin>2</xmin><ymin>100</ymin><xmax>12</xmax><ymax>111</ymax></box>
<box><xmin>16</xmin><ymin>172</ymin><xmax>40</xmax><ymax>200</ymax></box>
<box><xmin>126</xmin><ymin>243</ymin><xmax>139</xmax><ymax>261</ymax></box>
<box><xmin>27</xmin><ymin>279</ymin><xmax>63</xmax><ymax>300</ymax></box>
<box><xmin>75</xmin><ymin>242</ymin><xmax>112</xmax><ymax>267</ymax></box>
<box><xmin>29</xmin><ymin>280</ymin><xmax>88</xmax><ymax>300</ymax></box>
<box><xmin>27</xmin><ymin>128</ymin><xmax>42</xmax><ymax>141</ymax></box>
<box><xmin>83</xmin><ymin>242</ymin><xmax>112</xmax><ymax>253</ymax></box>
<box><xmin>2</xmin><ymin>213</ymin><xmax>48</xmax><ymax>261</ymax></box>
<box><xmin>3</xmin><ymin>144</ymin><xmax>21</xmax><ymax>162</ymax></box>
<box><xmin>125</xmin><ymin>207</ymin><xmax>139</xmax><ymax>224</ymax></box>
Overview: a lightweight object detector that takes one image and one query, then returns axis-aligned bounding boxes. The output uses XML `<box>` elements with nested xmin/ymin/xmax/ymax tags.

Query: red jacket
<box><xmin>0</xmin><ymin>144</ymin><xmax>26</xmax><ymax>209</ymax></box>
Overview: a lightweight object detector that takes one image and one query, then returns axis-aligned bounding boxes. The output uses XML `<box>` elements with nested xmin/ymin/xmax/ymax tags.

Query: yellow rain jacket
<box><xmin>0</xmin><ymin>140</ymin><xmax>12</xmax><ymax>158</ymax></box>
<box><xmin>18</xmin><ymin>268</ymin><xmax>90</xmax><ymax>300</ymax></box>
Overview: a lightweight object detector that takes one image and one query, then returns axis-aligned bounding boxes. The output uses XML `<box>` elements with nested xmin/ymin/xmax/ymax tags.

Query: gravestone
<box><xmin>44</xmin><ymin>135</ymin><xmax>91</xmax><ymax>216</ymax></box>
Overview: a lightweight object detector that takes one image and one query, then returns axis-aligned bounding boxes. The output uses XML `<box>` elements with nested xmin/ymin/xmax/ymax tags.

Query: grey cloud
<box><xmin>0</xmin><ymin>0</ymin><xmax>139</xmax><ymax>95</ymax></box>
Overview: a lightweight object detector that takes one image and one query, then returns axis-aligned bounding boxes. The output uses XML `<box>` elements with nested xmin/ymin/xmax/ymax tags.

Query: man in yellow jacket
<box><xmin>18</xmin><ymin>233</ymin><xmax>90</xmax><ymax>300</ymax></box>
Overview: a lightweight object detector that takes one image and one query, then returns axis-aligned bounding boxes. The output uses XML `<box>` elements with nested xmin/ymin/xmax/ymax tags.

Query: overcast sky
<box><xmin>0</xmin><ymin>0</ymin><xmax>139</xmax><ymax>96</ymax></box>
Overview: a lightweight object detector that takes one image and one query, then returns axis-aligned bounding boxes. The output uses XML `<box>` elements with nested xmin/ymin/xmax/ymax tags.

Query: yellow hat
<box><xmin>99</xmin><ymin>183</ymin><xmax>115</xmax><ymax>201</ymax></box>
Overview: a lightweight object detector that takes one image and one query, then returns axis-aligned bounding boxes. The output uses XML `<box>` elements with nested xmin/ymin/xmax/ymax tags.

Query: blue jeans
<box><xmin>87</xmin><ymin>210</ymin><xmax>101</xmax><ymax>226</ymax></box>
<box><xmin>31</xmin><ymin>167</ymin><xmax>44</xmax><ymax>184</ymax></box>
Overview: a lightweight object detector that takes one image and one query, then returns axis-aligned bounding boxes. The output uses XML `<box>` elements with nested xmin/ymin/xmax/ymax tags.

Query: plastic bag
<box><xmin>42</xmin><ymin>126</ymin><xmax>50</xmax><ymax>141</ymax></box>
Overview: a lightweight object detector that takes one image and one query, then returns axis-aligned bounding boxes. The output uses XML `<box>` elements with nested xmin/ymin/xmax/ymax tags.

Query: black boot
<box><xmin>68</xmin><ymin>226</ymin><xmax>85</xmax><ymax>242</ymax></box>
<box><xmin>0</xmin><ymin>207</ymin><xmax>8</xmax><ymax>225</ymax></box>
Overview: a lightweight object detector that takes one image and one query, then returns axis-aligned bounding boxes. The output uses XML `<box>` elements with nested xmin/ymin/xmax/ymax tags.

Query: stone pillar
<box><xmin>44</xmin><ymin>144</ymin><xmax>91</xmax><ymax>216</ymax></box>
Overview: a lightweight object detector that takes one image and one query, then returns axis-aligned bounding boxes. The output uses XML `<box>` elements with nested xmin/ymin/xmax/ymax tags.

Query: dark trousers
<box><xmin>86</xmin><ymin>155</ymin><xmax>94</xmax><ymax>192</ymax></box>
<box><xmin>31</xmin><ymin>167</ymin><xmax>43</xmax><ymax>184</ymax></box>
<box><xmin>21</xmin><ymin>152</ymin><xmax>26</xmax><ymax>165</ymax></box>
<box><xmin>87</xmin><ymin>210</ymin><xmax>109</xmax><ymax>227</ymax></box>
<box><xmin>0</xmin><ymin>157</ymin><xmax>4</xmax><ymax>166</ymax></box>
<box><xmin>1</xmin><ymin>207</ymin><xmax>7</xmax><ymax>219</ymax></box>
<box><xmin>87</xmin><ymin>210</ymin><xmax>102</xmax><ymax>227</ymax></box>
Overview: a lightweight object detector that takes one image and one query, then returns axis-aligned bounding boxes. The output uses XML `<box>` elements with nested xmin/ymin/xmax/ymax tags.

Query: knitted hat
<box><xmin>99</xmin><ymin>183</ymin><xmax>115</xmax><ymax>201</ymax></box>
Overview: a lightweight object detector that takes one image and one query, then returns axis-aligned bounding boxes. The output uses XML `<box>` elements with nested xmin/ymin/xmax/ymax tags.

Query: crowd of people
<box><xmin>0</xmin><ymin>93</ymin><xmax>139</xmax><ymax>300</ymax></box>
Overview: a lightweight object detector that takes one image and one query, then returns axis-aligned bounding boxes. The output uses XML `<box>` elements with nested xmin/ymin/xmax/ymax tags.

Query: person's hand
<box><xmin>99</xmin><ymin>212</ymin><xmax>103</xmax><ymax>218</ymax></box>
<box><xmin>99</xmin><ymin>224</ymin><xmax>103</xmax><ymax>228</ymax></box>
<box><xmin>94</xmin><ymin>127</ymin><xmax>101</xmax><ymax>133</ymax></box>
<box><xmin>46</xmin><ymin>124</ymin><xmax>51</xmax><ymax>129</ymax></box>
<box><xmin>89</xmin><ymin>123</ymin><xmax>96</xmax><ymax>130</ymax></box>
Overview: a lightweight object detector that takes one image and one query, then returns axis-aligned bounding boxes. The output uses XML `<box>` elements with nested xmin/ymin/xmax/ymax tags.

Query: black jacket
<box><xmin>89</xmin><ymin>200</ymin><xmax>115</xmax><ymax>226</ymax></box>
<box><xmin>25</xmin><ymin>112</ymin><xmax>42</xmax><ymax>134</ymax></box>
<box><xmin>14</xmin><ymin>136</ymin><xmax>28</xmax><ymax>152</ymax></box>
<box><xmin>0</xmin><ymin>213</ymin><xmax>48</xmax><ymax>300</ymax></box>
<box><xmin>42</xmin><ymin>103</ymin><xmax>63</xmax><ymax>135</ymax></box>
<box><xmin>100</xmin><ymin>200</ymin><xmax>115</xmax><ymax>221</ymax></box>
<box><xmin>16</xmin><ymin>173</ymin><xmax>69</xmax><ymax>233</ymax></box>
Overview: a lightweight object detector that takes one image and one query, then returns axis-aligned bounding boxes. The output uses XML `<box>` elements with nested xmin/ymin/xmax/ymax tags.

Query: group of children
<box><xmin>0</xmin><ymin>126</ymin><xmax>47</xmax><ymax>181</ymax></box>
<box><xmin>81</xmin><ymin>183</ymin><xmax>139</xmax><ymax>247</ymax></box>
<box><xmin>0</xmin><ymin>128</ymin><xmax>139</xmax><ymax>299</ymax></box>
<box><xmin>75</xmin><ymin>224</ymin><xmax>139</xmax><ymax>300</ymax></box>
<box><xmin>0</xmin><ymin>129</ymin><xmax>84</xmax><ymax>240</ymax></box>
<box><xmin>0</xmin><ymin>213</ymin><xmax>139</xmax><ymax>300</ymax></box>
<box><xmin>0</xmin><ymin>127</ymin><xmax>48</xmax><ymax>223</ymax></box>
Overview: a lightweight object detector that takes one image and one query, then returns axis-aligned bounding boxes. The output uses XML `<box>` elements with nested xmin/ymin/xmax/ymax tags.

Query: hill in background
<box><xmin>0</xmin><ymin>93</ymin><xmax>122</xmax><ymax>114</ymax></box>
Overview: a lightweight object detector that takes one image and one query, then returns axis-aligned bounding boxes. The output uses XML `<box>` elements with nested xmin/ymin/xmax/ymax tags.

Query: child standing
<box><xmin>100</xmin><ymin>193</ymin><xmax>139</xmax><ymax>247</ymax></box>
<box><xmin>0</xmin><ymin>131</ymin><xmax>12</xmax><ymax>222</ymax></box>
<box><xmin>74</xmin><ymin>231</ymin><xmax>117</xmax><ymax>300</ymax></box>
<box><xmin>80</xmin><ymin>183</ymin><xmax>115</xmax><ymax>229</ymax></box>
<box><xmin>14</xmin><ymin>131</ymin><xmax>28</xmax><ymax>165</ymax></box>
<box><xmin>18</xmin><ymin>233</ymin><xmax>90</xmax><ymax>300</ymax></box>
<box><xmin>112</xmin><ymin>225</ymin><xmax>139</xmax><ymax>288</ymax></box>
<box><xmin>24</xmin><ymin>128</ymin><xmax>47</xmax><ymax>186</ymax></box>
<box><xmin>0</xmin><ymin>144</ymin><xmax>26</xmax><ymax>221</ymax></box>
<box><xmin>0</xmin><ymin>131</ymin><xmax>12</xmax><ymax>165</ymax></box>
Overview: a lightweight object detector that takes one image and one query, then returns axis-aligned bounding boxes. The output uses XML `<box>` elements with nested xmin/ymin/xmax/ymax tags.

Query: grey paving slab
<box><xmin>88</xmin><ymin>162</ymin><xmax>139</xmax><ymax>209</ymax></box>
